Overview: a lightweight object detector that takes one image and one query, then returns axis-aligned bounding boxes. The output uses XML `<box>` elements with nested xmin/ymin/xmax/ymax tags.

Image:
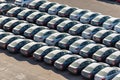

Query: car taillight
<box><xmin>60</xmin><ymin>64</ymin><xmax>63</xmax><ymax>68</ymax></box>
<box><xmin>102</xmin><ymin>78</ymin><xmax>105</xmax><ymax>80</ymax></box>
<box><xmin>112</xmin><ymin>61</ymin><xmax>116</xmax><ymax>65</ymax></box>
<box><xmin>73</xmin><ymin>69</ymin><xmax>77</xmax><ymax>73</ymax></box>
<box><xmin>88</xmin><ymin>74</ymin><xmax>92</xmax><ymax>78</ymax></box>
<box><xmin>51</xmin><ymin>41</ymin><xmax>54</xmax><ymax>43</ymax></box>
<box><xmin>39</xmin><ymin>37</ymin><xmax>43</xmax><ymax>40</ymax></box>
<box><xmin>98</xmin><ymin>57</ymin><xmax>102</xmax><ymax>61</ymax></box>
<box><xmin>75</xmin><ymin>48</ymin><xmax>79</xmax><ymax>50</ymax></box>
<box><xmin>64</xmin><ymin>44</ymin><xmax>68</xmax><ymax>47</ymax></box>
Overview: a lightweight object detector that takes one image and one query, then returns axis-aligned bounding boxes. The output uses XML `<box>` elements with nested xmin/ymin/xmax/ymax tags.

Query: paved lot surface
<box><xmin>1</xmin><ymin>0</ymin><xmax>120</xmax><ymax>80</ymax></box>
<box><xmin>0</xmin><ymin>49</ymin><xmax>84</xmax><ymax>80</ymax></box>
<box><xmin>49</xmin><ymin>0</ymin><xmax>120</xmax><ymax>18</ymax></box>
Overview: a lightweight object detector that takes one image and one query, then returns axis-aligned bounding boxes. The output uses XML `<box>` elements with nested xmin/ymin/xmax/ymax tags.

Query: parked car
<box><xmin>44</xmin><ymin>50</ymin><xmax>72</xmax><ymax>64</ymax></box>
<box><xmin>58</xmin><ymin>6</ymin><xmax>77</xmax><ymax>17</ymax></box>
<box><xmin>33</xmin><ymin>29</ymin><xmax>57</xmax><ymax>42</ymax></box>
<box><xmin>68</xmin><ymin>24</ymin><xmax>90</xmax><ymax>35</ymax></box>
<box><xmin>0</xmin><ymin>32</ymin><xmax>13</xmax><ymax>39</ymax></box>
<box><xmin>115</xmin><ymin>41</ymin><xmax>120</xmax><ymax>50</ymax></box>
<box><xmin>39</xmin><ymin>1</ymin><xmax>57</xmax><ymax>12</ymax></box>
<box><xmin>12</xmin><ymin>23</ymin><xmax>35</xmax><ymax>35</ymax></box>
<box><xmin>36</xmin><ymin>14</ymin><xmax>57</xmax><ymax>26</ymax></box>
<box><xmin>91</xmin><ymin>15</ymin><xmax>110</xmax><ymax>26</ymax></box>
<box><xmin>94</xmin><ymin>67</ymin><xmax>120</xmax><ymax>80</ymax></box>
<box><xmin>0</xmin><ymin>3</ymin><xmax>16</xmax><ymax>14</ymax></box>
<box><xmin>69</xmin><ymin>9</ymin><xmax>89</xmax><ymax>20</ymax></box>
<box><xmin>3</xmin><ymin>20</ymin><xmax>26</xmax><ymax>31</ymax></box>
<box><xmin>79</xmin><ymin>44</ymin><xmax>105</xmax><ymax>58</ymax></box>
<box><xmin>0</xmin><ymin>35</ymin><xmax>24</xmax><ymax>49</ymax></box>
<box><xmin>92</xmin><ymin>47</ymin><xmax>118</xmax><ymax>62</ymax></box>
<box><xmin>58</xmin><ymin>36</ymin><xmax>82</xmax><ymax>49</ymax></box>
<box><xmin>20</xmin><ymin>42</ymin><xmax>47</xmax><ymax>56</ymax></box>
<box><xmin>14</xmin><ymin>0</ymin><xmax>33</xmax><ymax>6</ymax></box>
<box><xmin>24</xmin><ymin>26</ymin><xmax>47</xmax><ymax>39</ymax></box>
<box><xmin>106</xmin><ymin>51</ymin><xmax>120</xmax><ymax>66</ymax></box>
<box><xmin>7</xmin><ymin>39</ymin><xmax>32</xmax><ymax>53</ymax></box>
<box><xmin>103</xmin><ymin>33</ymin><xmax>120</xmax><ymax>47</ymax></box>
<box><xmin>47</xmin><ymin>17</ymin><xmax>67</xmax><ymax>29</ymax></box>
<box><xmin>45</xmin><ymin>33</ymin><xmax>69</xmax><ymax>46</ymax></box>
<box><xmin>93</xmin><ymin>30</ymin><xmax>114</xmax><ymax>43</ymax></box>
<box><xmin>6</xmin><ymin>7</ymin><xmax>25</xmax><ymax>17</ymax></box>
<box><xmin>48</xmin><ymin>4</ymin><xmax>66</xmax><ymax>15</ymax></box>
<box><xmin>0</xmin><ymin>17</ymin><xmax>17</xmax><ymax>28</ymax></box>
<box><xmin>17</xmin><ymin>9</ymin><xmax>35</xmax><ymax>20</ymax></box>
<box><xmin>68</xmin><ymin>58</ymin><xmax>96</xmax><ymax>74</ymax></box>
<box><xmin>81</xmin><ymin>26</ymin><xmax>103</xmax><ymax>39</ymax></box>
<box><xmin>80</xmin><ymin>12</ymin><xmax>100</xmax><ymax>24</ymax></box>
<box><xmin>103</xmin><ymin>17</ymin><xmax>120</xmax><ymax>30</ymax></box>
<box><xmin>54</xmin><ymin>54</ymin><xmax>82</xmax><ymax>70</ymax></box>
<box><xmin>57</xmin><ymin>20</ymin><xmax>79</xmax><ymax>32</ymax></box>
<box><xmin>114</xmin><ymin>23</ymin><xmax>120</xmax><ymax>33</ymax></box>
<box><xmin>112</xmin><ymin>73</ymin><xmax>120</xmax><ymax>80</ymax></box>
<box><xmin>26</xmin><ymin>11</ymin><xmax>47</xmax><ymax>23</ymax></box>
<box><xmin>69</xmin><ymin>39</ymin><xmax>95</xmax><ymax>54</ymax></box>
<box><xmin>28</xmin><ymin>0</ymin><xmax>46</xmax><ymax>9</ymax></box>
<box><xmin>81</xmin><ymin>63</ymin><xmax>109</xmax><ymax>79</ymax></box>
<box><xmin>33</xmin><ymin>46</ymin><xmax>60</xmax><ymax>61</ymax></box>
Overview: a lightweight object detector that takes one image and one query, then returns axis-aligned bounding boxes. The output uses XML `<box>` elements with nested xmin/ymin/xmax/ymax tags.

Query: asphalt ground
<box><xmin>0</xmin><ymin>0</ymin><xmax>120</xmax><ymax>80</ymax></box>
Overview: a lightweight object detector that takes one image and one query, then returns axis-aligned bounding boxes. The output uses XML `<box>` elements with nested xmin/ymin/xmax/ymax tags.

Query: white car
<box><xmin>81</xmin><ymin>26</ymin><xmax>103</xmax><ymax>39</ymax></box>
<box><xmin>15</xmin><ymin>0</ymin><xmax>33</xmax><ymax>6</ymax></box>
<box><xmin>48</xmin><ymin>4</ymin><xmax>66</xmax><ymax>15</ymax></box>
<box><xmin>80</xmin><ymin>12</ymin><xmax>100</xmax><ymax>24</ymax></box>
<box><xmin>103</xmin><ymin>17</ymin><xmax>120</xmax><ymax>30</ymax></box>
<box><xmin>94</xmin><ymin>67</ymin><xmax>120</xmax><ymax>80</ymax></box>
<box><xmin>114</xmin><ymin>23</ymin><xmax>120</xmax><ymax>33</ymax></box>
<box><xmin>69</xmin><ymin>9</ymin><xmax>89</xmax><ymax>20</ymax></box>
<box><xmin>33</xmin><ymin>29</ymin><xmax>57</xmax><ymax>42</ymax></box>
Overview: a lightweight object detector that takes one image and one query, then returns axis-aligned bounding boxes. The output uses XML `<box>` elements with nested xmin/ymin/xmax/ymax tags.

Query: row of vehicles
<box><xmin>0</xmin><ymin>28</ymin><xmax>120</xmax><ymax>80</ymax></box>
<box><xmin>0</xmin><ymin>0</ymin><xmax>120</xmax><ymax>80</ymax></box>
<box><xmin>0</xmin><ymin>15</ymin><xmax>119</xmax><ymax>80</ymax></box>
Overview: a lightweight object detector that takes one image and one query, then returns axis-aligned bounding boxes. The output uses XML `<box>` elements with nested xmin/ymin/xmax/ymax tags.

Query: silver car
<box><xmin>45</xmin><ymin>33</ymin><xmax>69</xmax><ymax>46</ymax></box>
<box><xmin>69</xmin><ymin>9</ymin><xmax>89</xmax><ymax>21</ymax></box>
<box><xmin>33</xmin><ymin>29</ymin><xmax>57</xmax><ymax>42</ymax></box>
<box><xmin>48</xmin><ymin>4</ymin><xmax>66</xmax><ymax>15</ymax></box>
<box><xmin>81</xmin><ymin>26</ymin><xmax>103</xmax><ymax>39</ymax></box>
<box><xmin>69</xmin><ymin>39</ymin><xmax>95</xmax><ymax>54</ymax></box>
<box><xmin>94</xmin><ymin>67</ymin><xmax>120</xmax><ymax>80</ymax></box>
<box><xmin>103</xmin><ymin>17</ymin><xmax>120</xmax><ymax>30</ymax></box>
<box><xmin>80</xmin><ymin>12</ymin><xmax>100</xmax><ymax>24</ymax></box>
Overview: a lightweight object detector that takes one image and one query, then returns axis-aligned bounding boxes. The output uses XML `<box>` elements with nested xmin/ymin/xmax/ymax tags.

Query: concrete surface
<box><xmin>0</xmin><ymin>49</ymin><xmax>84</xmax><ymax>80</ymax></box>
<box><xmin>49</xmin><ymin>0</ymin><xmax>120</xmax><ymax>18</ymax></box>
